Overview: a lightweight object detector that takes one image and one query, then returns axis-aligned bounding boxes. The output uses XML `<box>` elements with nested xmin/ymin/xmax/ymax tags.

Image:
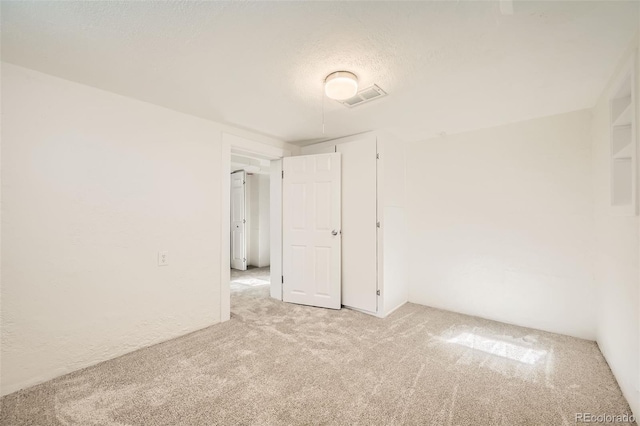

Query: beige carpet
<box><xmin>1</xmin><ymin>280</ymin><xmax>635</xmax><ymax>425</ymax></box>
<box><xmin>231</xmin><ymin>266</ymin><xmax>271</xmax><ymax>287</ymax></box>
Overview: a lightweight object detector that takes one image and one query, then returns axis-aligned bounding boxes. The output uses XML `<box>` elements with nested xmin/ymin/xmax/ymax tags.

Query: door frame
<box><xmin>220</xmin><ymin>132</ymin><xmax>291</xmax><ymax>321</ymax></box>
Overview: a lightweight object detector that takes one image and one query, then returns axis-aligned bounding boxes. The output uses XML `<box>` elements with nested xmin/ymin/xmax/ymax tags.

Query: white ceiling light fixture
<box><xmin>324</xmin><ymin>71</ymin><xmax>358</xmax><ymax>100</ymax></box>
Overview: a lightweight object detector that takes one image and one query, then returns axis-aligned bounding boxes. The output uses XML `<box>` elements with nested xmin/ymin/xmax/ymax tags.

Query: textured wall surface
<box><xmin>0</xmin><ymin>63</ymin><xmax>290</xmax><ymax>396</ymax></box>
<box><xmin>592</xmin><ymin>39</ymin><xmax>640</xmax><ymax>418</ymax></box>
<box><xmin>406</xmin><ymin>110</ymin><xmax>595</xmax><ymax>340</ymax></box>
<box><xmin>0</xmin><ymin>1</ymin><xmax>637</xmax><ymax>144</ymax></box>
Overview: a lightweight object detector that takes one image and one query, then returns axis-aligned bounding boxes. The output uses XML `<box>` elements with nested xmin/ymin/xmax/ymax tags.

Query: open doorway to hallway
<box><xmin>230</xmin><ymin>152</ymin><xmax>272</xmax><ymax>300</ymax></box>
<box><xmin>221</xmin><ymin>132</ymin><xmax>288</xmax><ymax>322</ymax></box>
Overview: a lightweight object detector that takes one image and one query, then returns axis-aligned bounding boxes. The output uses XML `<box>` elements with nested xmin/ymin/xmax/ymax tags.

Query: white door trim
<box><xmin>270</xmin><ymin>159</ymin><xmax>283</xmax><ymax>301</ymax></box>
<box><xmin>221</xmin><ymin>132</ymin><xmax>291</xmax><ymax>322</ymax></box>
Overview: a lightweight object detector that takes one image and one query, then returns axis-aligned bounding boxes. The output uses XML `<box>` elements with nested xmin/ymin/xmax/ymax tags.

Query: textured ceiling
<box><xmin>1</xmin><ymin>1</ymin><xmax>638</xmax><ymax>144</ymax></box>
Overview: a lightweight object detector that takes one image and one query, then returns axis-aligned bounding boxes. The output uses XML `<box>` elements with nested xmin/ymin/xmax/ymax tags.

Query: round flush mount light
<box><xmin>324</xmin><ymin>71</ymin><xmax>358</xmax><ymax>100</ymax></box>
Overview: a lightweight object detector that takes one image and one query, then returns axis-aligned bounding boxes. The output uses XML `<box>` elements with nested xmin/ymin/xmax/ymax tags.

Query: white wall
<box><xmin>246</xmin><ymin>174</ymin><xmax>270</xmax><ymax>268</ymax></box>
<box><xmin>378</xmin><ymin>133</ymin><xmax>409</xmax><ymax>316</ymax></box>
<box><xmin>0</xmin><ymin>63</ymin><xmax>290</xmax><ymax>396</ymax></box>
<box><xmin>592</xmin><ymin>38</ymin><xmax>640</xmax><ymax>417</ymax></box>
<box><xmin>406</xmin><ymin>110</ymin><xmax>595</xmax><ymax>339</ymax></box>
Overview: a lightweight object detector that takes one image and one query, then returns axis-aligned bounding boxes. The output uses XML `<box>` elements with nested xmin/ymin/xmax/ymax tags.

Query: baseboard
<box><xmin>383</xmin><ymin>300</ymin><xmax>408</xmax><ymax>318</ymax></box>
<box><xmin>342</xmin><ymin>300</ymin><xmax>409</xmax><ymax>319</ymax></box>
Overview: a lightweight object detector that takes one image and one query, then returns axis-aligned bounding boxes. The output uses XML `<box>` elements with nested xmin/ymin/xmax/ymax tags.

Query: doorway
<box><xmin>220</xmin><ymin>132</ymin><xmax>289</xmax><ymax>322</ymax></box>
<box><xmin>230</xmin><ymin>152</ymin><xmax>272</xmax><ymax>292</ymax></box>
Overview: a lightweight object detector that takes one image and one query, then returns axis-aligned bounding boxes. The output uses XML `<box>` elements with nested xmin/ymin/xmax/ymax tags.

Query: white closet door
<box><xmin>230</xmin><ymin>170</ymin><xmax>247</xmax><ymax>270</ymax></box>
<box><xmin>282</xmin><ymin>153</ymin><xmax>341</xmax><ymax>309</ymax></box>
<box><xmin>338</xmin><ymin>137</ymin><xmax>378</xmax><ymax>313</ymax></box>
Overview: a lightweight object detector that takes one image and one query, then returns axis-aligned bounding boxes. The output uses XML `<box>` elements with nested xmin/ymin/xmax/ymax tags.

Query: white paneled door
<box><xmin>230</xmin><ymin>170</ymin><xmax>247</xmax><ymax>271</ymax></box>
<box><xmin>283</xmin><ymin>153</ymin><xmax>341</xmax><ymax>309</ymax></box>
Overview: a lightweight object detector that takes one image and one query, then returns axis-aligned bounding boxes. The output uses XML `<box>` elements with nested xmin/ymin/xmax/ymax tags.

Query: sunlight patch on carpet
<box><xmin>447</xmin><ymin>332</ymin><xmax>547</xmax><ymax>365</ymax></box>
<box><xmin>232</xmin><ymin>278</ymin><xmax>270</xmax><ymax>286</ymax></box>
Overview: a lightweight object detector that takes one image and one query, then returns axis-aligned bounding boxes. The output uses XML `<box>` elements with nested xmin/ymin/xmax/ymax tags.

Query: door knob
<box><xmin>331</xmin><ymin>230</ymin><xmax>339</xmax><ymax>236</ymax></box>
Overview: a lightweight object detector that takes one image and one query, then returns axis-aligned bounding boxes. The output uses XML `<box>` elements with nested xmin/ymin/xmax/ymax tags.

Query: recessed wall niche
<box><xmin>609</xmin><ymin>56</ymin><xmax>637</xmax><ymax>216</ymax></box>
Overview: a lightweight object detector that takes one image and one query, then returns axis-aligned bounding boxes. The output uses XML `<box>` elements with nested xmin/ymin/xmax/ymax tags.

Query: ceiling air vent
<box><xmin>337</xmin><ymin>85</ymin><xmax>387</xmax><ymax>108</ymax></box>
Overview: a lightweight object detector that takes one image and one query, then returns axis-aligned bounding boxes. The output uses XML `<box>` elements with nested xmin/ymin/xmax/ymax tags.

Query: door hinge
<box><xmin>282</xmin><ymin>170</ymin><xmax>284</xmax><ymax>179</ymax></box>
<box><xmin>243</xmin><ymin>180</ymin><xmax>246</xmax><ymax>184</ymax></box>
<box><xmin>376</xmin><ymin>153</ymin><xmax>380</xmax><ymax>159</ymax></box>
<box><xmin>376</xmin><ymin>221</ymin><xmax>381</xmax><ymax>228</ymax></box>
<box><xmin>281</xmin><ymin>276</ymin><xmax>284</xmax><ymax>284</ymax></box>
<box><xmin>376</xmin><ymin>290</ymin><xmax>381</xmax><ymax>296</ymax></box>
<box><xmin>243</xmin><ymin>219</ymin><xmax>246</xmax><ymax>224</ymax></box>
